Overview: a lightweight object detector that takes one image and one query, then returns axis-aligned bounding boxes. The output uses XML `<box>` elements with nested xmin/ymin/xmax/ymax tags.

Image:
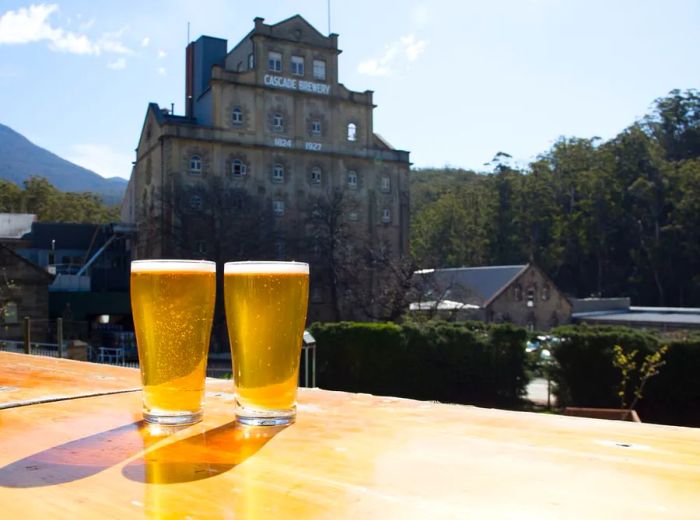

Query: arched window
<box><xmin>347</xmin><ymin>123</ymin><xmax>357</xmax><ymax>141</ymax></box>
<box><xmin>232</xmin><ymin>159</ymin><xmax>247</xmax><ymax>177</ymax></box>
<box><xmin>189</xmin><ymin>155</ymin><xmax>202</xmax><ymax>175</ymax></box>
<box><xmin>272</xmin><ymin>113</ymin><xmax>284</xmax><ymax>132</ymax></box>
<box><xmin>272</xmin><ymin>164</ymin><xmax>284</xmax><ymax>183</ymax></box>
<box><xmin>232</xmin><ymin>107</ymin><xmax>243</xmax><ymax>126</ymax></box>
<box><xmin>311</xmin><ymin>167</ymin><xmax>322</xmax><ymax>184</ymax></box>
<box><xmin>189</xmin><ymin>194</ymin><xmax>203</xmax><ymax>210</ymax></box>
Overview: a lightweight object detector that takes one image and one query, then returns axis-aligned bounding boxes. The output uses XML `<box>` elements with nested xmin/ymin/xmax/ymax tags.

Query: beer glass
<box><xmin>130</xmin><ymin>260</ymin><xmax>216</xmax><ymax>425</ymax></box>
<box><xmin>224</xmin><ymin>261</ymin><xmax>309</xmax><ymax>425</ymax></box>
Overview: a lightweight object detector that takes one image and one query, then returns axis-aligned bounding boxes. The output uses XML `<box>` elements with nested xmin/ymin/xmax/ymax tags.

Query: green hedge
<box><xmin>551</xmin><ymin>325</ymin><xmax>700</xmax><ymax>427</ymax></box>
<box><xmin>308</xmin><ymin>321</ymin><xmax>528</xmax><ymax>408</ymax></box>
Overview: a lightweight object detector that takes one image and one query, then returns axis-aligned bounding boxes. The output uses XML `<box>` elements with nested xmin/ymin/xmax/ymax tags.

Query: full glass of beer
<box><xmin>224</xmin><ymin>261</ymin><xmax>309</xmax><ymax>426</ymax></box>
<box><xmin>130</xmin><ymin>260</ymin><xmax>216</xmax><ymax>425</ymax></box>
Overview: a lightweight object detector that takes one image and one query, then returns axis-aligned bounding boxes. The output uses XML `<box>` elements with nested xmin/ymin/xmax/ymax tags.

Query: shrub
<box><xmin>308</xmin><ymin>320</ymin><xmax>528</xmax><ymax>408</ymax></box>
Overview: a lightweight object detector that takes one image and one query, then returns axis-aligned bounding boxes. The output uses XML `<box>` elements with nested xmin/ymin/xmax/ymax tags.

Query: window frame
<box><xmin>291</xmin><ymin>55</ymin><xmax>304</xmax><ymax>76</ymax></box>
<box><xmin>268</xmin><ymin>51</ymin><xmax>282</xmax><ymax>72</ymax></box>
<box><xmin>272</xmin><ymin>199</ymin><xmax>285</xmax><ymax>216</ymax></box>
<box><xmin>231</xmin><ymin>159</ymin><xmax>247</xmax><ymax>177</ymax></box>
<box><xmin>347</xmin><ymin>122</ymin><xmax>357</xmax><ymax>142</ymax></box>
<box><xmin>189</xmin><ymin>155</ymin><xmax>202</xmax><ymax>175</ymax></box>
<box><xmin>381</xmin><ymin>208</ymin><xmax>391</xmax><ymax>223</ymax></box>
<box><xmin>272</xmin><ymin>163</ymin><xmax>285</xmax><ymax>183</ymax></box>
<box><xmin>380</xmin><ymin>176</ymin><xmax>391</xmax><ymax>192</ymax></box>
<box><xmin>347</xmin><ymin>170</ymin><xmax>358</xmax><ymax>189</ymax></box>
<box><xmin>231</xmin><ymin>107</ymin><xmax>243</xmax><ymax>126</ymax></box>
<box><xmin>272</xmin><ymin>113</ymin><xmax>284</xmax><ymax>133</ymax></box>
<box><xmin>311</xmin><ymin>166</ymin><xmax>322</xmax><ymax>184</ymax></box>
<box><xmin>190</xmin><ymin>194</ymin><xmax>203</xmax><ymax>211</ymax></box>
<box><xmin>313</xmin><ymin>59</ymin><xmax>326</xmax><ymax>80</ymax></box>
<box><xmin>311</xmin><ymin>120</ymin><xmax>322</xmax><ymax>136</ymax></box>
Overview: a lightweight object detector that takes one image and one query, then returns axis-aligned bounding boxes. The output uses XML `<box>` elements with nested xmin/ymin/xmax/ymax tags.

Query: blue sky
<box><xmin>0</xmin><ymin>1</ymin><xmax>698</xmax><ymax>180</ymax></box>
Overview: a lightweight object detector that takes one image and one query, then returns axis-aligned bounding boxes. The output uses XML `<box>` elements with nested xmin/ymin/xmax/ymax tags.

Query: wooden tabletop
<box><xmin>0</xmin><ymin>351</ymin><xmax>140</xmax><ymax>408</ymax></box>
<box><xmin>0</xmin><ymin>355</ymin><xmax>699</xmax><ymax>518</ymax></box>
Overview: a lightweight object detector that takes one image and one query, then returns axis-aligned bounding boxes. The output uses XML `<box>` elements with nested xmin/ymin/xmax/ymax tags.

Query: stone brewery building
<box><xmin>121</xmin><ymin>16</ymin><xmax>411</xmax><ymax>323</ymax></box>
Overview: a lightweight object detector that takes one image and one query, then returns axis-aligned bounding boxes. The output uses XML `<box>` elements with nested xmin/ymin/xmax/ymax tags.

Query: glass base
<box><xmin>236</xmin><ymin>403</ymin><xmax>296</xmax><ymax>426</ymax></box>
<box><xmin>143</xmin><ymin>409</ymin><xmax>202</xmax><ymax>426</ymax></box>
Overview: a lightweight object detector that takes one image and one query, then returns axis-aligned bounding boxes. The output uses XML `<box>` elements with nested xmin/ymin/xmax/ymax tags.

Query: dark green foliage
<box><xmin>642</xmin><ymin>338</ymin><xmax>700</xmax><ymax>427</ymax></box>
<box><xmin>0</xmin><ymin>177</ymin><xmax>120</xmax><ymax>223</ymax></box>
<box><xmin>550</xmin><ymin>326</ymin><xmax>700</xmax><ymax>426</ymax></box>
<box><xmin>551</xmin><ymin>325</ymin><xmax>658</xmax><ymax>407</ymax></box>
<box><xmin>308</xmin><ymin>321</ymin><xmax>528</xmax><ymax>408</ymax></box>
<box><xmin>410</xmin><ymin>89</ymin><xmax>700</xmax><ymax>306</ymax></box>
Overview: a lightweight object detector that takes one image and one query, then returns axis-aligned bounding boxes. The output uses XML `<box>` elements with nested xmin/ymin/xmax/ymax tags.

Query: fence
<box><xmin>2</xmin><ymin>318</ymin><xmax>316</xmax><ymax>386</ymax></box>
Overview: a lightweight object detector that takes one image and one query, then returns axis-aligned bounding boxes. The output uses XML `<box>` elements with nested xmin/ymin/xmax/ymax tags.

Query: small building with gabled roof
<box><xmin>411</xmin><ymin>264</ymin><xmax>572</xmax><ymax>330</ymax></box>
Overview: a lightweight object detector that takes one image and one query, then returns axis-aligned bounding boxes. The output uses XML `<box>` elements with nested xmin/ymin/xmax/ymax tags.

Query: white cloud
<box><xmin>357</xmin><ymin>34</ymin><xmax>428</xmax><ymax>77</ymax></box>
<box><xmin>107</xmin><ymin>57</ymin><xmax>126</xmax><ymax>70</ymax></box>
<box><xmin>141</xmin><ymin>36</ymin><xmax>150</xmax><ymax>47</ymax></box>
<box><xmin>0</xmin><ymin>4</ymin><xmax>62</xmax><ymax>44</ymax></box>
<box><xmin>0</xmin><ymin>4</ymin><xmax>131</xmax><ymax>56</ymax></box>
<box><xmin>157</xmin><ymin>49</ymin><xmax>166</xmax><ymax>58</ymax></box>
<box><xmin>157</xmin><ymin>67</ymin><xmax>166</xmax><ymax>76</ymax></box>
<box><xmin>67</xmin><ymin>144</ymin><xmax>133</xmax><ymax>180</ymax></box>
<box><xmin>401</xmin><ymin>34</ymin><xmax>428</xmax><ymax>61</ymax></box>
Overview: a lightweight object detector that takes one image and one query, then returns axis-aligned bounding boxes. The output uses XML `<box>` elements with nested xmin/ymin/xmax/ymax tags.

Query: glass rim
<box><xmin>131</xmin><ymin>259</ymin><xmax>216</xmax><ymax>264</ymax></box>
<box><xmin>224</xmin><ymin>260</ymin><xmax>309</xmax><ymax>274</ymax></box>
<box><xmin>131</xmin><ymin>259</ymin><xmax>216</xmax><ymax>272</ymax></box>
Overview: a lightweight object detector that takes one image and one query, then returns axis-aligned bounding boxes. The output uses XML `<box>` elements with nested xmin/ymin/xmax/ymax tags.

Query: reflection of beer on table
<box><xmin>130</xmin><ymin>260</ymin><xmax>216</xmax><ymax>421</ymax></box>
<box><xmin>224</xmin><ymin>262</ymin><xmax>309</xmax><ymax>415</ymax></box>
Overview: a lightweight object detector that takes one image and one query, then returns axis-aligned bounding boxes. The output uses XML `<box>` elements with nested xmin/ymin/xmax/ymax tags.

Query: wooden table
<box><xmin>0</xmin><ymin>351</ymin><xmax>140</xmax><ymax>409</ymax></box>
<box><xmin>0</xmin><ymin>355</ymin><xmax>699</xmax><ymax>518</ymax></box>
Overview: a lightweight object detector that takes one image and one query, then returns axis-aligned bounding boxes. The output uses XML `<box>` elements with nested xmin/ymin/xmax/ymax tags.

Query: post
<box><xmin>56</xmin><ymin>318</ymin><xmax>64</xmax><ymax>358</ymax></box>
<box><xmin>23</xmin><ymin>316</ymin><xmax>31</xmax><ymax>354</ymax></box>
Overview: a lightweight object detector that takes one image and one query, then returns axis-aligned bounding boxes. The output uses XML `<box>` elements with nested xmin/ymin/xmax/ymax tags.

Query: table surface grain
<box><xmin>0</xmin><ymin>351</ymin><xmax>140</xmax><ymax>408</ymax></box>
<box><xmin>0</xmin><ymin>355</ymin><xmax>699</xmax><ymax>519</ymax></box>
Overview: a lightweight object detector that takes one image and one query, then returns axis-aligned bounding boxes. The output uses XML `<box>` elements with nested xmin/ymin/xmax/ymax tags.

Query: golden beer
<box><xmin>224</xmin><ymin>261</ymin><xmax>309</xmax><ymax>425</ymax></box>
<box><xmin>130</xmin><ymin>260</ymin><xmax>216</xmax><ymax>424</ymax></box>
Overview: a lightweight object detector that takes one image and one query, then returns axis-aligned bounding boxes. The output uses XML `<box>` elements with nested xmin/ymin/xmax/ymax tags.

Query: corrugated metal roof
<box><xmin>414</xmin><ymin>265</ymin><xmax>527</xmax><ymax>306</ymax></box>
<box><xmin>573</xmin><ymin>310</ymin><xmax>700</xmax><ymax>326</ymax></box>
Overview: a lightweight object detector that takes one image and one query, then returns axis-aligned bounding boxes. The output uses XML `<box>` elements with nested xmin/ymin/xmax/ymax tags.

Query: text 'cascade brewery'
<box><xmin>122</xmin><ymin>14</ymin><xmax>411</xmax><ymax>335</ymax></box>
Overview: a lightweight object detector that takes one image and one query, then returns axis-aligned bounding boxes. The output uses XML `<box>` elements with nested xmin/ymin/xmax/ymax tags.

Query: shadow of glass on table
<box><xmin>122</xmin><ymin>421</ymin><xmax>287</xmax><ymax>484</ymax></box>
<box><xmin>0</xmin><ymin>419</ymin><xmax>287</xmax><ymax>488</ymax></box>
<box><xmin>0</xmin><ymin>421</ymin><xmax>147</xmax><ymax>488</ymax></box>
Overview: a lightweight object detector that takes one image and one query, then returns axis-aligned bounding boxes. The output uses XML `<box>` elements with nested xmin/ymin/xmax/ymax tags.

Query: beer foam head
<box><xmin>224</xmin><ymin>261</ymin><xmax>309</xmax><ymax>275</ymax></box>
<box><xmin>131</xmin><ymin>259</ymin><xmax>216</xmax><ymax>273</ymax></box>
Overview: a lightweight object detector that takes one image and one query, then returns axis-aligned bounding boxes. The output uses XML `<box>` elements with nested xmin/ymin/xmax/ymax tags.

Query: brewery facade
<box><xmin>121</xmin><ymin>15</ymin><xmax>411</xmax><ymax>323</ymax></box>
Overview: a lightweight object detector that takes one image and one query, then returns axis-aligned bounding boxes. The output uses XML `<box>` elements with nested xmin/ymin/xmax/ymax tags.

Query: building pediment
<box><xmin>254</xmin><ymin>15</ymin><xmax>338</xmax><ymax>50</ymax></box>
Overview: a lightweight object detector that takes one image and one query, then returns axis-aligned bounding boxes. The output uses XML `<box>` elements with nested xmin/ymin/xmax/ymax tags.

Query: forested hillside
<box><xmin>0</xmin><ymin>177</ymin><xmax>120</xmax><ymax>224</ymax></box>
<box><xmin>410</xmin><ymin>89</ymin><xmax>700</xmax><ymax>307</ymax></box>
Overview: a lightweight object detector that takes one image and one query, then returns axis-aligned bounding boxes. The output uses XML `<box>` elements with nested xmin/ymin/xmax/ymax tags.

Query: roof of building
<box><xmin>0</xmin><ymin>213</ymin><xmax>36</xmax><ymax>239</ymax></box>
<box><xmin>29</xmin><ymin>222</ymin><xmax>104</xmax><ymax>250</ymax></box>
<box><xmin>413</xmin><ymin>265</ymin><xmax>528</xmax><ymax>307</ymax></box>
<box><xmin>0</xmin><ymin>243</ymin><xmax>54</xmax><ymax>282</ymax></box>
<box><xmin>572</xmin><ymin>309</ymin><xmax>700</xmax><ymax>327</ymax></box>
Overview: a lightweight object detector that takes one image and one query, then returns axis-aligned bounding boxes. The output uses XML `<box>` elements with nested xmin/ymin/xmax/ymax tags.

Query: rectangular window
<box><xmin>381</xmin><ymin>176</ymin><xmax>391</xmax><ymax>192</ymax></box>
<box><xmin>381</xmin><ymin>208</ymin><xmax>391</xmax><ymax>223</ymax></box>
<box><xmin>248</xmin><ymin>53</ymin><xmax>254</xmax><ymax>69</ymax></box>
<box><xmin>347</xmin><ymin>171</ymin><xmax>358</xmax><ymax>189</ymax></box>
<box><xmin>313</xmin><ymin>59</ymin><xmax>326</xmax><ymax>80</ymax></box>
<box><xmin>273</xmin><ymin>200</ymin><xmax>285</xmax><ymax>216</ymax></box>
<box><xmin>268</xmin><ymin>51</ymin><xmax>282</xmax><ymax>72</ymax></box>
<box><xmin>291</xmin><ymin>55</ymin><xmax>304</xmax><ymax>76</ymax></box>
<box><xmin>311</xmin><ymin>120</ymin><xmax>321</xmax><ymax>136</ymax></box>
<box><xmin>273</xmin><ymin>164</ymin><xmax>284</xmax><ymax>183</ymax></box>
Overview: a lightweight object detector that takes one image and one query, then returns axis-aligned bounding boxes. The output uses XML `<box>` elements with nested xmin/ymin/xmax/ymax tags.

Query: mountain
<box><xmin>0</xmin><ymin>123</ymin><xmax>128</xmax><ymax>205</ymax></box>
